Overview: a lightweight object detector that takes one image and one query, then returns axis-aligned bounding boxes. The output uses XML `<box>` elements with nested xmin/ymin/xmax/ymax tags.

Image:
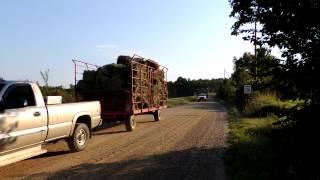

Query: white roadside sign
<box><xmin>244</xmin><ymin>85</ymin><xmax>252</xmax><ymax>94</ymax></box>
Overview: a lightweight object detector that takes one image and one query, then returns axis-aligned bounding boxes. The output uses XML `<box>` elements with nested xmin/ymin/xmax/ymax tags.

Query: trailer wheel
<box><xmin>67</xmin><ymin>123</ymin><xmax>90</xmax><ymax>152</ymax></box>
<box><xmin>153</xmin><ymin>110</ymin><xmax>161</xmax><ymax>121</ymax></box>
<box><xmin>125</xmin><ymin>115</ymin><xmax>136</xmax><ymax>131</ymax></box>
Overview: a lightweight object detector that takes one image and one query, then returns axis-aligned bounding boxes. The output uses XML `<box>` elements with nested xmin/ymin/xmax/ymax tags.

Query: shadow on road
<box><xmin>93</xmin><ymin>130</ymin><xmax>128</xmax><ymax>136</ymax></box>
<box><xmin>94</xmin><ymin>121</ymin><xmax>123</xmax><ymax>131</ymax></box>
<box><xmin>32</xmin><ymin>150</ymin><xmax>70</xmax><ymax>159</ymax></box>
<box><xmin>26</xmin><ymin>147</ymin><xmax>226</xmax><ymax>180</ymax></box>
<box><xmin>184</xmin><ymin>102</ymin><xmax>226</xmax><ymax>112</ymax></box>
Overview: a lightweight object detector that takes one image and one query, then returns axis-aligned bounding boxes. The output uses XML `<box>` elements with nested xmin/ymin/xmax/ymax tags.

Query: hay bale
<box><xmin>94</xmin><ymin>63</ymin><xmax>130</xmax><ymax>91</ymax></box>
<box><xmin>76</xmin><ymin>55</ymin><xmax>167</xmax><ymax>110</ymax></box>
<box><xmin>76</xmin><ymin>80</ymin><xmax>96</xmax><ymax>95</ymax></box>
<box><xmin>83</xmin><ymin>70</ymin><xmax>96</xmax><ymax>82</ymax></box>
<box><xmin>117</xmin><ymin>55</ymin><xmax>131</xmax><ymax>65</ymax></box>
<box><xmin>145</xmin><ymin>59</ymin><xmax>159</xmax><ymax>69</ymax></box>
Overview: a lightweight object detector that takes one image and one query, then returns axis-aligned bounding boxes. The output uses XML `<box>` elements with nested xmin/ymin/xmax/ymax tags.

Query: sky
<box><xmin>0</xmin><ymin>0</ymin><xmax>256</xmax><ymax>87</ymax></box>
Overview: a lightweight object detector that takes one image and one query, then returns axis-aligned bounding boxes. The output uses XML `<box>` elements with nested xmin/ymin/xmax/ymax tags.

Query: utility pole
<box><xmin>254</xmin><ymin>11</ymin><xmax>258</xmax><ymax>82</ymax></box>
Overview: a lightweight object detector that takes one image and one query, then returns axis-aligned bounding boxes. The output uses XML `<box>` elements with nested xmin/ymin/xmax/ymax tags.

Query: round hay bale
<box><xmin>117</xmin><ymin>55</ymin><xmax>132</xmax><ymax>65</ymax></box>
<box><xmin>83</xmin><ymin>70</ymin><xmax>96</xmax><ymax>83</ymax></box>
<box><xmin>145</xmin><ymin>59</ymin><xmax>160</xmax><ymax>69</ymax></box>
<box><xmin>76</xmin><ymin>80</ymin><xmax>93</xmax><ymax>95</ymax></box>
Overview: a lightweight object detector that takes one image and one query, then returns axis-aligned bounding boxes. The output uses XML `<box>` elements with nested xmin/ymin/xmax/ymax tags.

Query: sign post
<box><xmin>244</xmin><ymin>85</ymin><xmax>252</xmax><ymax>104</ymax></box>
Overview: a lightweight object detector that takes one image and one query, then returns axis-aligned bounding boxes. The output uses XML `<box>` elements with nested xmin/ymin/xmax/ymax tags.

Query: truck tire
<box><xmin>67</xmin><ymin>123</ymin><xmax>90</xmax><ymax>152</ymax></box>
<box><xmin>125</xmin><ymin>115</ymin><xmax>136</xmax><ymax>131</ymax></box>
<box><xmin>153</xmin><ymin>110</ymin><xmax>161</xmax><ymax>121</ymax></box>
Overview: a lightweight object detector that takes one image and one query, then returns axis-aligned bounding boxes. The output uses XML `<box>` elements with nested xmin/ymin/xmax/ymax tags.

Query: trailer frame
<box><xmin>72</xmin><ymin>55</ymin><xmax>168</xmax><ymax>130</ymax></box>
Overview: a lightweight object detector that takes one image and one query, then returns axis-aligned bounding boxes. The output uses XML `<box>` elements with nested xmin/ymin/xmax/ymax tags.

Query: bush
<box><xmin>41</xmin><ymin>86</ymin><xmax>75</xmax><ymax>103</ymax></box>
<box><xmin>242</xmin><ymin>92</ymin><xmax>302</xmax><ymax>117</ymax></box>
<box><xmin>216</xmin><ymin>79</ymin><xmax>236</xmax><ymax>103</ymax></box>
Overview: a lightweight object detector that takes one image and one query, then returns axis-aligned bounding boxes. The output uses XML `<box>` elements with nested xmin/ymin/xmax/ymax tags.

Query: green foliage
<box><xmin>167</xmin><ymin>96</ymin><xmax>197</xmax><ymax>108</ymax></box>
<box><xmin>232</xmin><ymin>49</ymin><xmax>280</xmax><ymax>91</ymax></box>
<box><xmin>216</xmin><ymin>79</ymin><xmax>236</xmax><ymax>103</ymax></box>
<box><xmin>225</xmin><ymin>116</ymin><xmax>276</xmax><ymax>180</ymax></box>
<box><xmin>227</xmin><ymin>107</ymin><xmax>240</xmax><ymax>121</ymax></box>
<box><xmin>230</xmin><ymin>0</ymin><xmax>320</xmax><ymax>102</ymax></box>
<box><xmin>243</xmin><ymin>92</ymin><xmax>302</xmax><ymax>117</ymax></box>
<box><xmin>229</xmin><ymin>1</ymin><xmax>320</xmax><ymax>176</ymax></box>
<box><xmin>226</xmin><ymin>102</ymin><xmax>320</xmax><ymax>180</ymax></box>
<box><xmin>217</xmin><ymin>48</ymin><xmax>280</xmax><ymax>111</ymax></box>
<box><xmin>168</xmin><ymin>77</ymin><xmax>219</xmax><ymax>98</ymax></box>
<box><xmin>271</xmin><ymin>102</ymin><xmax>320</xmax><ymax>179</ymax></box>
<box><xmin>40</xmin><ymin>86</ymin><xmax>75</xmax><ymax>103</ymax></box>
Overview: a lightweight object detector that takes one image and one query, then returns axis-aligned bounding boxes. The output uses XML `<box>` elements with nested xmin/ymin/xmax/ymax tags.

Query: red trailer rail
<box><xmin>72</xmin><ymin>55</ymin><xmax>168</xmax><ymax>131</ymax></box>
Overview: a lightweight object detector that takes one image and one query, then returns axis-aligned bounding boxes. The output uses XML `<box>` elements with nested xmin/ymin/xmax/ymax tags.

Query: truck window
<box><xmin>0</xmin><ymin>83</ymin><xmax>4</xmax><ymax>92</ymax></box>
<box><xmin>3</xmin><ymin>84</ymin><xmax>36</xmax><ymax>109</ymax></box>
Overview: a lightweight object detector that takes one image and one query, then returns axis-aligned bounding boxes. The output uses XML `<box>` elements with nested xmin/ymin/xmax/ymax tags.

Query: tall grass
<box><xmin>225</xmin><ymin>92</ymin><xmax>303</xmax><ymax>180</ymax></box>
<box><xmin>243</xmin><ymin>92</ymin><xmax>302</xmax><ymax>117</ymax></box>
<box><xmin>225</xmin><ymin>116</ymin><xmax>276</xmax><ymax>180</ymax></box>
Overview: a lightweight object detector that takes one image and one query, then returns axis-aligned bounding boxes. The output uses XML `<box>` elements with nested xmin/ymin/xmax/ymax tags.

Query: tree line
<box><xmin>168</xmin><ymin>77</ymin><xmax>224</xmax><ymax>98</ymax></box>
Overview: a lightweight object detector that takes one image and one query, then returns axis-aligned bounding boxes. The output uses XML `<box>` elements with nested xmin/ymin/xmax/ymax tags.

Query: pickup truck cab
<box><xmin>197</xmin><ymin>93</ymin><xmax>208</xmax><ymax>102</ymax></box>
<box><xmin>0</xmin><ymin>81</ymin><xmax>102</xmax><ymax>166</ymax></box>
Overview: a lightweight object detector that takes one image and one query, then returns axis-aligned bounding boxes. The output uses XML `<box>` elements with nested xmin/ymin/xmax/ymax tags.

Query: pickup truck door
<box><xmin>0</xmin><ymin>84</ymin><xmax>47</xmax><ymax>154</ymax></box>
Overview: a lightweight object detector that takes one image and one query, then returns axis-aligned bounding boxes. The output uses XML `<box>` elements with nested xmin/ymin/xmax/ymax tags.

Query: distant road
<box><xmin>0</xmin><ymin>99</ymin><xmax>229</xmax><ymax>180</ymax></box>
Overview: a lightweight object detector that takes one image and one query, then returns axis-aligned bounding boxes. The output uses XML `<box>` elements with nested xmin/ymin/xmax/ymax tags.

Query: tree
<box><xmin>232</xmin><ymin>48</ymin><xmax>280</xmax><ymax>91</ymax></box>
<box><xmin>175</xmin><ymin>77</ymin><xmax>192</xmax><ymax>97</ymax></box>
<box><xmin>230</xmin><ymin>2</ymin><xmax>320</xmax><ymax>178</ymax></box>
<box><xmin>40</xmin><ymin>69</ymin><xmax>50</xmax><ymax>87</ymax></box>
<box><xmin>230</xmin><ymin>0</ymin><xmax>320</xmax><ymax>102</ymax></box>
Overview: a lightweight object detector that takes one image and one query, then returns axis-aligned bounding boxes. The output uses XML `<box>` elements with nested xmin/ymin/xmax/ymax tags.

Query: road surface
<box><xmin>0</xmin><ymin>100</ymin><xmax>229</xmax><ymax>180</ymax></box>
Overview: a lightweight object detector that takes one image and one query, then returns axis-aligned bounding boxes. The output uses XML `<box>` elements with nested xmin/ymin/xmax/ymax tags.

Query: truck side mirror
<box><xmin>7</xmin><ymin>99</ymin><xmax>28</xmax><ymax>109</ymax></box>
<box><xmin>16</xmin><ymin>99</ymin><xmax>28</xmax><ymax>108</ymax></box>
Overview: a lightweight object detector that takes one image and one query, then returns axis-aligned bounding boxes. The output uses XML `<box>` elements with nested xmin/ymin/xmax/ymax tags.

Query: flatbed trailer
<box><xmin>73</xmin><ymin>55</ymin><xmax>168</xmax><ymax>131</ymax></box>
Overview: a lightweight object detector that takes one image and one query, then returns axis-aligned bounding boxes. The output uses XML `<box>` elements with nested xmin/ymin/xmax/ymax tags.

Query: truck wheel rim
<box><xmin>131</xmin><ymin>118</ymin><xmax>135</xmax><ymax>128</ymax></box>
<box><xmin>77</xmin><ymin>129</ymin><xmax>87</xmax><ymax>146</ymax></box>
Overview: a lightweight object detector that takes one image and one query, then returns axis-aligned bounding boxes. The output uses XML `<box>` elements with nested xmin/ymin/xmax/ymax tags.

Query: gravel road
<box><xmin>0</xmin><ymin>99</ymin><xmax>229</xmax><ymax>180</ymax></box>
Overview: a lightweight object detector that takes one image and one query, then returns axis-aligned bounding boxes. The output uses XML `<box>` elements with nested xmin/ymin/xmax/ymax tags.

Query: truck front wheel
<box><xmin>153</xmin><ymin>110</ymin><xmax>161</xmax><ymax>121</ymax></box>
<box><xmin>68</xmin><ymin>123</ymin><xmax>90</xmax><ymax>152</ymax></box>
<box><xmin>125</xmin><ymin>115</ymin><xmax>136</xmax><ymax>131</ymax></box>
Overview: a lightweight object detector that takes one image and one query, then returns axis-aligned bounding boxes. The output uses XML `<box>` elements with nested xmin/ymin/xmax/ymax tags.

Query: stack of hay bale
<box><xmin>76</xmin><ymin>55</ymin><xmax>167</xmax><ymax>112</ymax></box>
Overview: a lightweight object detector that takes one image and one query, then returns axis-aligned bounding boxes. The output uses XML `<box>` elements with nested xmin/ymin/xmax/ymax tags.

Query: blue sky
<box><xmin>0</xmin><ymin>0</ymin><xmax>255</xmax><ymax>87</ymax></box>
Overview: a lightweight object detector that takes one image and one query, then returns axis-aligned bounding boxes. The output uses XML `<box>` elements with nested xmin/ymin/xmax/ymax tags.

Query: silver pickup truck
<box><xmin>0</xmin><ymin>81</ymin><xmax>102</xmax><ymax>166</ymax></box>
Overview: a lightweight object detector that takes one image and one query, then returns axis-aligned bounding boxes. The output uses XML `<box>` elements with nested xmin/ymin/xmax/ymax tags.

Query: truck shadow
<box><xmin>25</xmin><ymin>147</ymin><xmax>227</xmax><ymax>180</ymax></box>
<box><xmin>32</xmin><ymin>150</ymin><xmax>70</xmax><ymax>159</ymax></box>
<box><xmin>93</xmin><ymin>130</ymin><xmax>128</xmax><ymax>136</ymax></box>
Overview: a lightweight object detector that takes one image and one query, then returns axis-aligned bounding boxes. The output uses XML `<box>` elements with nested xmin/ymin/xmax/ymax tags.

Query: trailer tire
<box><xmin>153</xmin><ymin>110</ymin><xmax>161</xmax><ymax>121</ymax></box>
<box><xmin>125</xmin><ymin>115</ymin><xmax>136</xmax><ymax>131</ymax></box>
<box><xmin>67</xmin><ymin>123</ymin><xmax>90</xmax><ymax>152</ymax></box>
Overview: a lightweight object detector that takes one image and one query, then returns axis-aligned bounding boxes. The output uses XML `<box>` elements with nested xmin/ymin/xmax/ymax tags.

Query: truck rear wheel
<box><xmin>67</xmin><ymin>123</ymin><xmax>90</xmax><ymax>152</ymax></box>
<box><xmin>153</xmin><ymin>110</ymin><xmax>161</xmax><ymax>121</ymax></box>
<box><xmin>125</xmin><ymin>115</ymin><xmax>136</xmax><ymax>131</ymax></box>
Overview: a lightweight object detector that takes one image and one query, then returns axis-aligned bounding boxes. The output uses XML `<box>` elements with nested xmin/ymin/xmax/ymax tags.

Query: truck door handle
<box><xmin>34</xmin><ymin>112</ymin><xmax>41</xmax><ymax>117</ymax></box>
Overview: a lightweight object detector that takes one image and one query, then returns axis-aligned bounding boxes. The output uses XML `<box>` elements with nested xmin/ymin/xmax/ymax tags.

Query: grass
<box><xmin>225</xmin><ymin>93</ymin><xmax>301</xmax><ymax>180</ymax></box>
<box><xmin>243</xmin><ymin>92</ymin><xmax>303</xmax><ymax>117</ymax></box>
<box><xmin>222</xmin><ymin>92</ymin><xmax>320</xmax><ymax>179</ymax></box>
<box><xmin>167</xmin><ymin>96</ymin><xmax>197</xmax><ymax>108</ymax></box>
<box><xmin>225</xmin><ymin>115</ymin><xmax>276</xmax><ymax>180</ymax></box>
